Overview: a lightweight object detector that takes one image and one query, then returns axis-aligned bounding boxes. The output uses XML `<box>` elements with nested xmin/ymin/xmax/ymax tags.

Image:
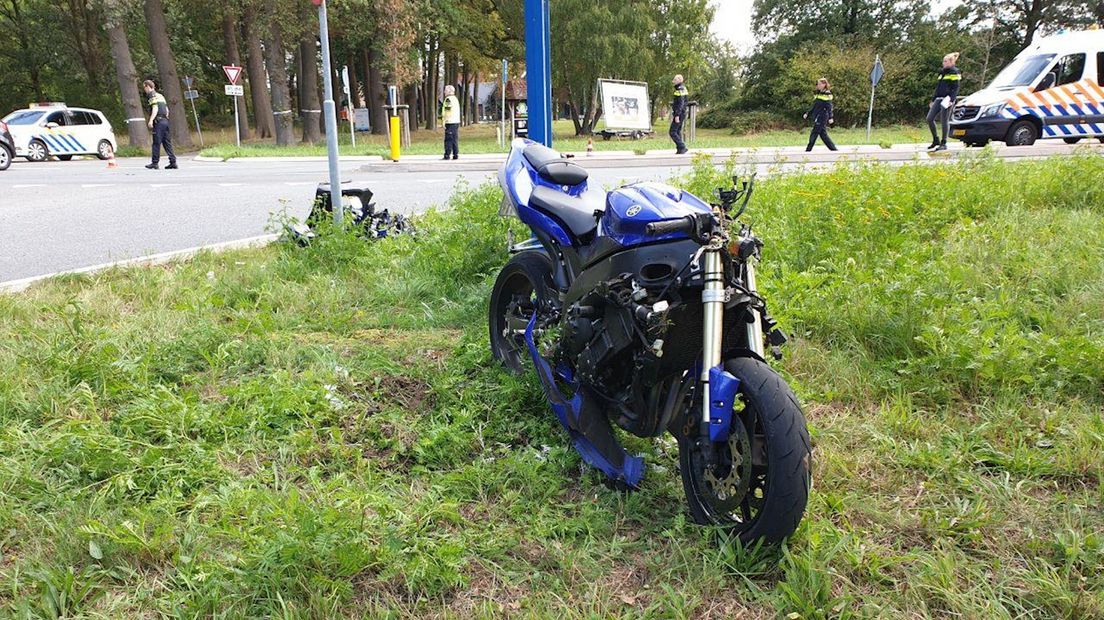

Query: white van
<box><xmin>950</xmin><ymin>28</ymin><xmax>1104</xmax><ymax>146</ymax></box>
<box><xmin>1</xmin><ymin>103</ymin><xmax>118</xmax><ymax>162</ymax></box>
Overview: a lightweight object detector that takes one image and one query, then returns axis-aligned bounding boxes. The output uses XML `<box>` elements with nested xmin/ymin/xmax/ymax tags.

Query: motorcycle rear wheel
<box><xmin>678</xmin><ymin>357</ymin><xmax>812</xmax><ymax>543</ymax></box>
<box><xmin>488</xmin><ymin>251</ymin><xmax>556</xmax><ymax>374</ymax></box>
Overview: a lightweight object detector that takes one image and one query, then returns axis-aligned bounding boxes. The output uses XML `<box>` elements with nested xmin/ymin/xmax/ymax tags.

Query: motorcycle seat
<box><xmin>529</xmin><ymin>185</ymin><xmax>606</xmax><ymax>240</ymax></box>
<box><xmin>523</xmin><ymin>143</ymin><xmax>589</xmax><ymax>186</ymax></box>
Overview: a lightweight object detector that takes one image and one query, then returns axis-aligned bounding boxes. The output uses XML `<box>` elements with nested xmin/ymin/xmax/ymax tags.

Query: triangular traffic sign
<box><xmin>223</xmin><ymin>65</ymin><xmax>243</xmax><ymax>85</ymax></box>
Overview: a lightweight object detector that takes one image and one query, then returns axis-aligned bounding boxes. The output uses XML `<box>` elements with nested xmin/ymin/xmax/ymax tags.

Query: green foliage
<box><xmin>1</xmin><ymin>156</ymin><xmax>1103</xmax><ymax>616</ymax></box>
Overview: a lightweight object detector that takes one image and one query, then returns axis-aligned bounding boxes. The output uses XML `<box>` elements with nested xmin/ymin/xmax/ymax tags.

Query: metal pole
<box><xmin>233</xmin><ymin>95</ymin><xmax>240</xmax><ymax>147</ymax></box>
<box><xmin>524</xmin><ymin>0</ymin><xmax>552</xmax><ymax>147</ymax></box>
<box><xmin>190</xmin><ymin>97</ymin><xmax>203</xmax><ymax>146</ymax></box>
<box><xmin>318</xmin><ymin>0</ymin><xmax>342</xmax><ymax>225</ymax></box>
<box><xmin>866</xmin><ymin>85</ymin><xmax>875</xmax><ymax>141</ymax></box>
<box><xmin>500</xmin><ymin>59</ymin><xmax>507</xmax><ymax>148</ymax></box>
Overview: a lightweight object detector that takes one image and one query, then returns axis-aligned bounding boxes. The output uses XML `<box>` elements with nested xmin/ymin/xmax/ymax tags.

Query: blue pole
<box><xmin>524</xmin><ymin>0</ymin><xmax>552</xmax><ymax>146</ymax></box>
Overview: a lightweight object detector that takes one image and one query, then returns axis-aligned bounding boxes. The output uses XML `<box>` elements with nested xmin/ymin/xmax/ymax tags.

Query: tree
<box><xmin>143</xmin><ymin>0</ymin><xmax>193</xmax><ymax>147</ymax></box>
<box><xmin>263</xmin><ymin>0</ymin><xmax>294</xmax><ymax>146</ymax></box>
<box><xmin>105</xmin><ymin>0</ymin><xmax>149</xmax><ymax>147</ymax></box>
<box><xmin>222</xmin><ymin>2</ymin><xmax>252</xmax><ymax>140</ymax></box>
<box><xmin>241</xmin><ymin>2</ymin><xmax>275</xmax><ymax>139</ymax></box>
<box><xmin>297</xmin><ymin>2</ymin><xmax>321</xmax><ymax>143</ymax></box>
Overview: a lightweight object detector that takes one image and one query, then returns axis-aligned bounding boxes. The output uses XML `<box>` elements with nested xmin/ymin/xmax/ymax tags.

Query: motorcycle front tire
<box><xmin>679</xmin><ymin>356</ymin><xmax>812</xmax><ymax>544</ymax></box>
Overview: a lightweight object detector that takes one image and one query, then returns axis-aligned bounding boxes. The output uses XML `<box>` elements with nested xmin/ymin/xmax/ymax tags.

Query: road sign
<box><xmin>225</xmin><ymin>84</ymin><xmax>244</xmax><ymax>96</ymax></box>
<box><xmin>184</xmin><ymin>89</ymin><xmax>199</xmax><ymax>100</ymax></box>
<box><xmin>341</xmin><ymin>66</ymin><xmax>350</xmax><ymax>95</ymax></box>
<box><xmin>223</xmin><ymin>65</ymin><xmax>243</xmax><ymax>85</ymax></box>
<box><xmin>870</xmin><ymin>56</ymin><xmax>885</xmax><ymax>87</ymax></box>
<box><xmin>182</xmin><ymin>75</ymin><xmax>194</xmax><ymax>88</ymax></box>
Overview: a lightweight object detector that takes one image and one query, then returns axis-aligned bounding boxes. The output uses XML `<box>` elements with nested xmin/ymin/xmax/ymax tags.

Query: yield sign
<box><xmin>223</xmin><ymin>65</ymin><xmax>243</xmax><ymax>85</ymax></box>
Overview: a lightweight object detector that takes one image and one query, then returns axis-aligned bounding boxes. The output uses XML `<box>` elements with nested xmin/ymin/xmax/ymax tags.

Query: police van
<box><xmin>1</xmin><ymin>103</ymin><xmax>118</xmax><ymax>162</ymax></box>
<box><xmin>950</xmin><ymin>28</ymin><xmax>1104</xmax><ymax>146</ymax></box>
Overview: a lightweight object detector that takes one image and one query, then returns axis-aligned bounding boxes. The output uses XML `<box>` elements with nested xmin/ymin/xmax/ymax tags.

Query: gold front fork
<box><xmin>744</xmin><ymin>260</ymin><xmax>765</xmax><ymax>359</ymax></box>
<box><xmin>700</xmin><ymin>241</ymin><xmax>725</xmax><ymax>425</ymax></box>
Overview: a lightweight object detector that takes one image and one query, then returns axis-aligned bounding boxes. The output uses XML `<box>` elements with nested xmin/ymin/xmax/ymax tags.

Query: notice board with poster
<box><xmin>598</xmin><ymin>79</ymin><xmax>651</xmax><ymax>132</ymax></box>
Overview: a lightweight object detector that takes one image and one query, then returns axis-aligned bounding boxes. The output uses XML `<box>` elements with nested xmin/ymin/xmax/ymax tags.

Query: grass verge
<box><xmin>1</xmin><ymin>154</ymin><xmax>1102</xmax><ymax>617</ymax></box>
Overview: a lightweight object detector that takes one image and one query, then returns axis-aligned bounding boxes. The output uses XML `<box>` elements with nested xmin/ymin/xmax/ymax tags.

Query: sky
<box><xmin>710</xmin><ymin>0</ymin><xmax>963</xmax><ymax>52</ymax></box>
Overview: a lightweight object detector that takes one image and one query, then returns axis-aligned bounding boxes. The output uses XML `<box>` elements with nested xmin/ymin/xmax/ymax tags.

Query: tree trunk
<box><xmin>424</xmin><ymin>38</ymin><xmax>439</xmax><ymax>130</ymax></box>
<box><xmin>63</xmin><ymin>0</ymin><xmax>104</xmax><ymax>88</ymax></box>
<box><xmin>222</xmin><ymin>6</ymin><xmax>251</xmax><ymax>140</ymax></box>
<box><xmin>366</xmin><ymin>47</ymin><xmax>387</xmax><ymax>135</ymax></box>
<box><xmin>241</xmin><ymin>4</ymin><xmax>274</xmax><ymax>139</ymax></box>
<box><xmin>143</xmin><ymin>0</ymin><xmax>193</xmax><ymax>147</ymax></box>
<box><xmin>262</xmin><ymin>2</ymin><xmax>295</xmax><ymax>146</ymax></box>
<box><xmin>298</xmin><ymin>14</ymin><xmax>322</xmax><ymax>144</ymax></box>
<box><xmin>104</xmin><ymin>0</ymin><xmax>149</xmax><ymax>147</ymax></box>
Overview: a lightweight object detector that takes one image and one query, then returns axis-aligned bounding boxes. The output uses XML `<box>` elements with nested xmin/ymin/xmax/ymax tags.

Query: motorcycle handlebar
<box><xmin>644</xmin><ymin>216</ymin><xmax>696</xmax><ymax>237</ymax></box>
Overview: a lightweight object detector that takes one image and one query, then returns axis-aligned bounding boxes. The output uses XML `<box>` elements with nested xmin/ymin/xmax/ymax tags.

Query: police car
<box><xmin>1</xmin><ymin>103</ymin><xmax>118</xmax><ymax>162</ymax></box>
<box><xmin>950</xmin><ymin>28</ymin><xmax>1104</xmax><ymax>146</ymax></box>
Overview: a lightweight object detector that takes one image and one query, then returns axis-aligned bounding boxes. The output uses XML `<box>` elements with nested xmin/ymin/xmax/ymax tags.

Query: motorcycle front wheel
<box><xmin>678</xmin><ymin>356</ymin><xmax>812</xmax><ymax>543</ymax></box>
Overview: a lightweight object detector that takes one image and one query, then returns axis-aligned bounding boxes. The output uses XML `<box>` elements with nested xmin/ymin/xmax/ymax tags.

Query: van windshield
<box><xmin>989</xmin><ymin>54</ymin><xmax>1056</xmax><ymax>89</ymax></box>
<box><xmin>3</xmin><ymin>110</ymin><xmax>45</xmax><ymax>125</ymax></box>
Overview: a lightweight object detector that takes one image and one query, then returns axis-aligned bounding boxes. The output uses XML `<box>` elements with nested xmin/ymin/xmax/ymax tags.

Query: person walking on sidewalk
<box><xmin>670</xmin><ymin>74</ymin><xmax>689</xmax><ymax>154</ymax></box>
<box><xmin>803</xmin><ymin>78</ymin><xmax>838</xmax><ymax>152</ymax></box>
<box><xmin>143</xmin><ymin>79</ymin><xmax>177</xmax><ymax>170</ymax></box>
<box><xmin>927</xmin><ymin>52</ymin><xmax>962</xmax><ymax>152</ymax></box>
<box><xmin>440</xmin><ymin>85</ymin><xmax>461</xmax><ymax>160</ymax></box>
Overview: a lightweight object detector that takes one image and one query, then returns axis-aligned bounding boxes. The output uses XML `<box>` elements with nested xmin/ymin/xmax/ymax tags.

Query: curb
<box><xmin>1</xmin><ymin>234</ymin><xmax>279</xmax><ymax>294</ymax></box>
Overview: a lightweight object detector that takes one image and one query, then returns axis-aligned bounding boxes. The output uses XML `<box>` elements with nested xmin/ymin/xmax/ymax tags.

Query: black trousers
<box><xmin>807</xmin><ymin>123</ymin><xmax>837</xmax><ymax>151</ymax></box>
<box><xmin>151</xmin><ymin>118</ymin><xmax>176</xmax><ymax>165</ymax></box>
<box><xmin>669</xmin><ymin>117</ymin><xmax>686</xmax><ymax>151</ymax></box>
<box><xmin>444</xmin><ymin>123</ymin><xmax>459</xmax><ymax>158</ymax></box>
<box><xmin>927</xmin><ymin>103</ymin><xmax>950</xmax><ymax>144</ymax></box>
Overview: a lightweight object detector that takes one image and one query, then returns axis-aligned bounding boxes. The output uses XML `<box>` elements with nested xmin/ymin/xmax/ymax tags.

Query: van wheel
<box><xmin>57</xmin><ymin>155</ymin><xmax>73</xmax><ymax>161</ymax></box>
<box><xmin>96</xmin><ymin>140</ymin><xmax>114</xmax><ymax>160</ymax></box>
<box><xmin>1006</xmin><ymin>120</ymin><xmax>1038</xmax><ymax>146</ymax></box>
<box><xmin>26</xmin><ymin>139</ymin><xmax>48</xmax><ymax>162</ymax></box>
<box><xmin>0</xmin><ymin>144</ymin><xmax>11</xmax><ymax>171</ymax></box>
<box><xmin>1063</xmin><ymin>137</ymin><xmax>1081</xmax><ymax>145</ymax></box>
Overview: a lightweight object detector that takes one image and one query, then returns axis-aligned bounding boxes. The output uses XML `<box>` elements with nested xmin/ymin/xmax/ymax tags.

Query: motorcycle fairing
<box><xmin>708</xmin><ymin>366</ymin><xmax>741</xmax><ymax>442</ymax></box>
<box><xmin>602</xmin><ymin>182</ymin><xmax>713</xmax><ymax>247</ymax></box>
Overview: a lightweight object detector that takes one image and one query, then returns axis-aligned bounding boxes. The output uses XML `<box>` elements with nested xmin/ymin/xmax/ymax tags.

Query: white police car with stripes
<box><xmin>951</xmin><ymin>28</ymin><xmax>1104</xmax><ymax>147</ymax></box>
<box><xmin>1</xmin><ymin>103</ymin><xmax>118</xmax><ymax>162</ymax></box>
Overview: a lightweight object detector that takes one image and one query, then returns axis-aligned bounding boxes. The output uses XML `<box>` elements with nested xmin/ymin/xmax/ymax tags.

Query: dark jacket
<box><xmin>807</xmin><ymin>90</ymin><xmax>834</xmax><ymax>125</ymax></box>
<box><xmin>933</xmin><ymin>67</ymin><xmax>962</xmax><ymax>101</ymax></box>
<box><xmin>672</xmin><ymin>83</ymin><xmax>688</xmax><ymax>120</ymax></box>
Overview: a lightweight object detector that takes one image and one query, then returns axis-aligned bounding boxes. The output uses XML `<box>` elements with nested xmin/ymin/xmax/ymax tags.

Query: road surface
<box><xmin>0</xmin><ymin>141</ymin><xmax>1096</xmax><ymax>285</ymax></box>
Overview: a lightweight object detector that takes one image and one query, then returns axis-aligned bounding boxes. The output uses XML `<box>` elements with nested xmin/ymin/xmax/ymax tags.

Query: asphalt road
<box><xmin>0</xmin><ymin>141</ymin><xmax>1096</xmax><ymax>285</ymax></box>
<box><xmin>0</xmin><ymin>157</ymin><xmax>689</xmax><ymax>283</ymax></box>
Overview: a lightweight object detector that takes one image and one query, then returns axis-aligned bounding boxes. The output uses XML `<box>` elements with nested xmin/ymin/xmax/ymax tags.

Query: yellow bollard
<box><xmin>389</xmin><ymin>115</ymin><xmax>401</xmax><ymax>161</ymax></box>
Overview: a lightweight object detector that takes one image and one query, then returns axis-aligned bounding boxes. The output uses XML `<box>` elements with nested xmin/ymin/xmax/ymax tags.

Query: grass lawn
<box><xmin>192</xmin><ymin>120</ymin><xmax>931</xmax><ymax>159</ymax></box>
<box><xmin>1</xmin><ymin>154</ymin><xmax>1102</xmax><ymax>617</ymax></box>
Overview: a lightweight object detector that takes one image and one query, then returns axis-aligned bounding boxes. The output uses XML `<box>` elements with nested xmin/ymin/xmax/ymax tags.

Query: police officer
<box><xmin>927</xmin><ymin>52</ymin><xmax>962</xmax><ymax>152</ymax></box>
<box><xmin>803</xmin><ymin>78</ymin><xmax>838</xmax><ymax>152</ymax></box>
<box><xmin>670</xmin><ymin>74</ymin><xmax>689</xmax><ymax>155</ymax></box>
<box><xmin>440</xmin><ymin>85</ymin><xmax>461</xmax><ymax>160</ymax></box>
<box><xmin>143</xmin><ymin>79</ymin><xmax>177</xmax><ymax>169</ymax></box>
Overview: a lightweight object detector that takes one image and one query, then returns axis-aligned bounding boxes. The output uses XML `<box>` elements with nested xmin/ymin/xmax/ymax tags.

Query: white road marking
<box><xmin>150</xmin><ymin>183</ymin><xmax>182</xmax><ymax>188</ymax></box>
<box><xmin>12</xmin><ymin>184</ymin><xmax>47</xmax><ymax>188</ymax></box>
<box><xmin>283</xmin><ymin>181</ymin><xmax>317</xmax><ymax>186</ymax></box>
<box><xmin>218</xmin><ymin>183</ymin><xmax>245</xmax><ymax>187</ymax></box>
<box><xmin>82</xmin><ymin>184</ymin><xmax>114</xmax><ymax>188</ymax></box>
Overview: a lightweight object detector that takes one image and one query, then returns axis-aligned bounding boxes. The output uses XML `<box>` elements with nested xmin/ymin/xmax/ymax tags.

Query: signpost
<box><xmin>867</xmin><ymin>55</ymin><xmax>885</xmax><ymax>140</ymax></box>
<box><xmin>311</xmin><ymin>0</ymin><xmax>342</xmax><ymax>225</ymax></box>
<box><xmin>183</xmin><ymin>76</ymin><xmax>203</xmax><ymax>146</ymax></box>
<box><xmin>500</xmin><ymin>59</ymin><xmax>508</xmax><ymax>148</ymax></box>
<box><xmin>524</xmin><ymin>0</ymin><xmax>552</xmax><ymax>146</ymax></box>
<box><xmin>223</xmin><ymin>65</ymin><xmax>244</xmax><ymax>147</ymax></box>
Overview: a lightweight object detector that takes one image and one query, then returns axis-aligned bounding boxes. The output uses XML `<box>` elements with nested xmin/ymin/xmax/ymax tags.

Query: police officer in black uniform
<box><xmin>803</xmin><ymin>78</ymin><xmax>838</xmax><ymax>152</ymax></box>
<box><xmin>143</xmin><ymin>79</ymin><xmax>177</xmax><ymax>170</ymax></box>
<box><xmin>670</xmin><ymin>74</ymin><xmax>689</xmax><ymax>154</ymax></box>
<box><xmin>927</xmin><ymin>52</ymin><xmax>962</xmax><ymax>152</ymax></box>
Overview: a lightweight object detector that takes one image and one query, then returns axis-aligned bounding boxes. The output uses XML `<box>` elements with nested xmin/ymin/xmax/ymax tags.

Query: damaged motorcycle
<box><xmin>489</xmin><ymin>140</ymin><xmax>811</xmax><ymax>542</ymax></box>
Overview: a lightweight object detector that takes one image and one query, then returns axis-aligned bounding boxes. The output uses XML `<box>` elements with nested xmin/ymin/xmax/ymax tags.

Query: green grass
<box><xmin>1</xmin><ymin>154</ymin><xmax>1102</xmax><ymax>617</ymax></box>
<box><xmin>196</xmin><ymin>120</ymin><xmax>929</xmax><ymax>159</ymax></box>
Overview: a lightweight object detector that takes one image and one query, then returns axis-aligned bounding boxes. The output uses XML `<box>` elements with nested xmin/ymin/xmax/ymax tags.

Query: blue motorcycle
<box><xmin>490</xmin><ymin>140</ymin><xmax>811</xmax><ymax>542</ymax></box>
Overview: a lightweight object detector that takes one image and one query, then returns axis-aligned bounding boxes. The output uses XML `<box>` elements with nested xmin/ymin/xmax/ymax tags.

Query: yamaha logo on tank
<box><xmin>626</xmin><ymin>205</ymin><xmax>642</xmax><ymax>217</ymax></box>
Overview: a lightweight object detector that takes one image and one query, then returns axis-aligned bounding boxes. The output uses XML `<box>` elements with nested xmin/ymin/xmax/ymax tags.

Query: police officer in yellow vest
<box><xmin>670</xmin><ymin>74</ymin><xmax>689</xmax><ymax>155</ymax></box>
<box><xmin>143</xmin><ymin>79</ymin><xmax>177</xmax><ymax>170</ymax></box>
<box><xmin>440</xmin><ymin>85</ymin><xmax>461</xmax><ymax>160</ymax></box>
